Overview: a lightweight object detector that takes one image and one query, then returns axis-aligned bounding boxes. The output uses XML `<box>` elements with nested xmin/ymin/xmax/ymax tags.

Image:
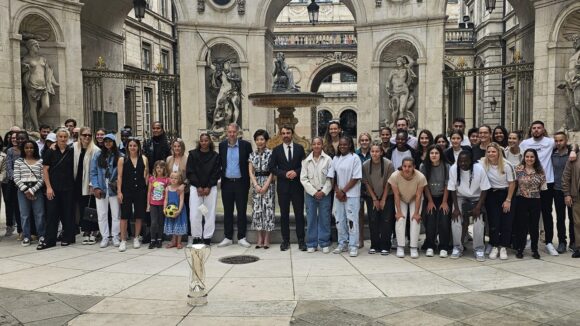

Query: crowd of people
<box><xmin>2</xmin><ymin>117</ymin><xmax>579</xmax><ymax>262</ymax></box>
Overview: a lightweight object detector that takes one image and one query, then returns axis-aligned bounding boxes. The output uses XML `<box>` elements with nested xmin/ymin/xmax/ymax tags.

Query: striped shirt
<box><xmin>13</xmin><ymin>158</ymin><xmax>44</xmax><ymax>194</ymax></box>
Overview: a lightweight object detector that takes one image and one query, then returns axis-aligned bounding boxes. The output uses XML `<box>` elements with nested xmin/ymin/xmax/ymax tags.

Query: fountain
<box><xmin>248</xmin><ymin>52</ymin><xmax>323</xmax><ymax>150</ymax></box>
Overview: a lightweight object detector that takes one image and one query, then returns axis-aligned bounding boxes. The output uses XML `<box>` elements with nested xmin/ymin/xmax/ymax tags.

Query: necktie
<box><xmin>288</xmin><ymin>145</ymin><xmax>292</xmax><ymax>162</ymax></box>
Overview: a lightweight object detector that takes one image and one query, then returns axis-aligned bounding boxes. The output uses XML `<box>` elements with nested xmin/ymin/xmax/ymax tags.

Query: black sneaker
<box><xmin>572</xmin><ymin>250</ymin><xmax>580</xmax><ymax>258</ymax></box>
<box><xmin>148</xmin><ymin>240</ymin><xmax>157</xmax><ymax>249</ymax></box>
<box><xmin>557</xmin><ymin>242</ymin><xmax>567</xmax><ymax>254</ymax></box>
<box><xmin>156</xmin><ymin>239</ymin><xmax>163</xmax><ymax>248</ymax></box>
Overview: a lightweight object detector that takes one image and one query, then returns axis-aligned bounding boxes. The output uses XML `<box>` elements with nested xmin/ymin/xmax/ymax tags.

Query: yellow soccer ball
<box><xmin>164</xmin><ymin>204</ymin><xmax>179</xmax><ymax>218</ymax></box>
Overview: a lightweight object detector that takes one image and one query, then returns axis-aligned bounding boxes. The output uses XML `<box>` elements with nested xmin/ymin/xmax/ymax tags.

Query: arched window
<box><xmin>340</xmin><ymin>109</ymin><xmax>357</xmax><ymax>139</ymax></box>
<box><xmin>317</xmin><ymin>109</ymin><xmax>333</xmax><ymax>137</ymax></box>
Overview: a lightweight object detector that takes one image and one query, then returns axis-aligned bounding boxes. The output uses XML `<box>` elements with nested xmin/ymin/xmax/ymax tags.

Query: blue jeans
<box><xmin>305</xmin><ymin>193</ymin><xmax>331</xmax><ymax>248</ymax></box>
<box><xmin>17</xmin><ymin>191</ymin><xmax>45</xmax><ymax>239</ymax></box>
<box><xmin>334</xmin><ymin>196</ymin><xmax>360</xmax><ymax>249</ymax></box>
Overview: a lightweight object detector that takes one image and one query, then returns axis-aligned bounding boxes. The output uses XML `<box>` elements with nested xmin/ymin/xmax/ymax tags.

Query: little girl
<box><xmin>164</xmin><ymin>171</ymin><xmax>188</xmax><ymax>249</ymax></box>
<box><xmin>147</xmin><ymin>160</ymin><xmax>169</xmax><ymax>249</ymax></box>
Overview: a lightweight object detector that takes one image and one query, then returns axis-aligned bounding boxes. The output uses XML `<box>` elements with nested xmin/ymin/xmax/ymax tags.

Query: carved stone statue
<box><xmin>21</xmin><ymin>39</ymin><xmax>59</xmax><ymax>131</ymax></box>
<box><xmin>272</xmin><ymin>52</ymin><xmax>300</xmax><ymax>92</ymax></box>
<box><xmin>386</xmin><ymin>55</ymin><xmax>417</xmax><ymax>128</ymax></box>
<box><xmin>207</xmin><ymin>49</ymin><xmax>242</xmax><ymax>138</ymax></box>
<box><xmin>558</xmin><ymin>37</ymin><xmax>580</xmax><ymax>131</ymax></box>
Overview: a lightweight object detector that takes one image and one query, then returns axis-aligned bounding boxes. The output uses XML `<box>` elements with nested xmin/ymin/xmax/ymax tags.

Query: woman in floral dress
<box><xmin>249</xmin><ymin>129</ymin><xmax>275</xmax><ymax>249</ymax></box>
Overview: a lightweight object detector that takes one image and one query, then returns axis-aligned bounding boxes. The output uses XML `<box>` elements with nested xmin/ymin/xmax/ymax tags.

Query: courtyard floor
<box><xmin>1</xmin><ymin>228</ymin><xmax>580</xmax><ymax>325</ymax></box>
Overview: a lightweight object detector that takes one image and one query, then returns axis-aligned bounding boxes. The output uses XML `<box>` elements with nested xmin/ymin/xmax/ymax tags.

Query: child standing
<box><xmin>147</xmin><ymin>160</ymin><xmax>169</xmax><ymax>249</ymax></box>
<box><xmin>164</xmin><ymin>171</ymin><xmax>188</xmax><ymax>249</ymax></box>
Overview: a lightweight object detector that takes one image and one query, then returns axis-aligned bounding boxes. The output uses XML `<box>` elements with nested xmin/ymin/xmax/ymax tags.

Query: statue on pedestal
<box><xmin>558</xmin><ymin>37</ymin><xmax>580</xmax><ymax>131</ymax></box>
<box><xmin>272</xmin><ymin>53</ymin><xmax>300</xmax><ymax>92</ymax></box>
<box><xmin>386</xmin><ymin>55</ymin><xmax>416</xmax><ymax>128</ymax></box>
<box><xmin>21</xmin><ymin>39</ymin><xmax>59</xmax><ymax>131</ymax></box>
<box><xmin>207</xmin><ymin>49</ymin><xmax>242</xmax><ymax>139</ymax></box>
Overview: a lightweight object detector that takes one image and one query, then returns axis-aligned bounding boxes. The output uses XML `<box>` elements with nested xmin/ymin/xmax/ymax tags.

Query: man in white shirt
<box><xmin>519</xmin><ymin>121</ymin><xmax>558</xmax><ymax>255</ymax></box>
<box><xmin>390</xmin><ymin>118</ymin><xmax>418</xmax><ymax>149</ymax></box>
<box><xmin>36</xmin><ymin>124</ymin><xmax>51</xmax><ymax>153</ymax></box>
<box><xmin>448</xmin><ymin>150</ymin><xmax>491</xmax><ymax>261</ymax></box>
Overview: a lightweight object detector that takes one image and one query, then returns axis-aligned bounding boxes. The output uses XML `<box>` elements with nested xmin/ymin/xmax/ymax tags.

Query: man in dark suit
<box><xmin>268</xmin><ymin>125</ymin><xmax>306</xmax><ymax>251</ymax></box>
<box><xmin>217</xmin><ymin>123</ymin><xmax>253</xmax><ymax>248</ymax></box>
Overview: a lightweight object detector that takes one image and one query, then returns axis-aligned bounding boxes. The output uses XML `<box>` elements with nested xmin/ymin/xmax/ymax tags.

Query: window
<box><xmin>142</xmin><ymin>42</ymin><xmax>152</xmax><ymax>71</ymax></box>
<box><xmin>340</xmin><ymin>72</ymin><xmax>357</xmax><ymax>83</ymax></box>
<box><xmin>144</xmin><ymin>88</ymin><xmax>152</xmax><ymax>133</ymax></box>
<box><xmin>160</xmin><ymin>0</ymin><xmax>168</xmax><ymax>17</ymax></box>
<box><xmin>321</xmin><ymin>75</ymin><xmax>332</xmax><ymax>83</ymax></box>
<box><xmin>161</xmin><ymin>50</ymin><xmax>170</xmax><ymax>74</ymax></box>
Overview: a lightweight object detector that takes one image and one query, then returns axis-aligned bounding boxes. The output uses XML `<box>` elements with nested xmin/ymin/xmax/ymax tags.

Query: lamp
<box><xmin>307</xmin><ymin>0</ymin><xmax>319</xmax><ymax>26</ymax></box>
<box><xmin>490</xmin><ymin>97</ymin><xmax>498</xmax><ymax>112</ymax></box>
<box><xmin>133</xmin><ymin>0</ymin><xmax>147</xmax><ymax>21</ymax></box>
<box><xmin>485</xmin><ymin>0</ymin><xmax>496</xmax><ymax>13</ymax></box>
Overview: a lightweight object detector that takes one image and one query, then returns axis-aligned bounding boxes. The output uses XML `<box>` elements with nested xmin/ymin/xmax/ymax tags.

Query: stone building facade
<box><xmin>0</xmin><ymin>0</ymin><xmax>578</xmax><ymax>144</ymax></box>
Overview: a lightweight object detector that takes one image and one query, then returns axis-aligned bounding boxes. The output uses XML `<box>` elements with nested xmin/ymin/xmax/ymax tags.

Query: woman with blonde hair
<box><xmin>480</xmin><ymin>142</ymin><xmax>516</xmax><ymax>260</ymax></box>
<box><xmin>74</xmin><ymin>126</ymin><xmax>101</xmax><ymax>245</ymax></box>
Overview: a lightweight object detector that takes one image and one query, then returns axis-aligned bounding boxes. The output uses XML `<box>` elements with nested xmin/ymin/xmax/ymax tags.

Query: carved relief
<box><xmin>316</xmin><ymin>52</ymin><xmax>357</xmax><ymax>67</ymax></box>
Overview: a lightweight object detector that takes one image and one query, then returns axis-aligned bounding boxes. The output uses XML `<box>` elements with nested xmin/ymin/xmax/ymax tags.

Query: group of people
<box><xmin>2</xmin><ymin>117</ymin><xmax>580</xmax><ymax>262</ymax></box>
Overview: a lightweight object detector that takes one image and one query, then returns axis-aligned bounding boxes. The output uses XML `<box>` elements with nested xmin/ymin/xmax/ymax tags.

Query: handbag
<box><xmin>82</xmin><ymin>196</ymin><xmax>98</xmax><ymax>223</ymax></box>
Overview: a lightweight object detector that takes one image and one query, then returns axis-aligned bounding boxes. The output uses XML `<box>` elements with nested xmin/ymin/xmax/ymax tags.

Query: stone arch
<box><xmin>198</xmin><ymin>37</ymin><xmax>248</xmax><ymax>63</ymax></box>
<box><xmin>308</xmin><ymin>62</ymin><xmax>357</xmax><ymax>93</ymax></box>
<box><xmin>258</xmin><ymin>0</ymin><xmax>365</xmax><ymax>30</ymax></box>
<box><xmin>550</xmin><ymin>3</ymin><xmax>580</xmax><ymax>43</ymax></box>
<box><xmin>374</xmin><ymin>34</ymin><xmax>425</xmax><ymax>62</ymax></box>
<box><xmin>12</xmin><ymin>7</ymin><xmax>64</xmax><ymax>42</ymax></box>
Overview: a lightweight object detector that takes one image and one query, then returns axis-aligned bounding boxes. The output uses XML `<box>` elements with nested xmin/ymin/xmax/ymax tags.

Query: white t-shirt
<box><xmin>390</xmin><ymin>135</ymin><xmax>418</xmax><ymax>149</ymax></box>
<box><xmin>448</xmin><ymin>163</ymin><xmax>491</xmax><ymax>198</ymax></box>
<box><xmin>520</xmin><ymin>137</ymin><xmax>555</xmax><ymax>183</ymax></box>
<box><xmin>484</xmin><ymin>162</ymin><xmax>515</xmax><ymax>189</ymax></box>
<box><xmin>327</xmin><ymin>153</ymin><xmax>362</xmax><ymax>197</ymax></box>
<box><xmin>391</xmin><ymin>149</ymin><xmax>412</xmax><ymax>170</ymax></box>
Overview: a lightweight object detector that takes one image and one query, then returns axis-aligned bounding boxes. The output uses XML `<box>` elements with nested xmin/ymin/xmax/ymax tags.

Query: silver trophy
<box><xmin>185</xmin><ymin>244</ymin><xmax>211</xmax><ymax>306</ymax></box>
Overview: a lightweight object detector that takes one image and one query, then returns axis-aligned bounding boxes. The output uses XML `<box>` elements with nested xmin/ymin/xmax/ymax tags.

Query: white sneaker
<box><xmin>476</xmin><ymin>250</ymin><xmax>485</xmax><ymax>262</ymax></box>
<box><xmin>307</xmin><ymin>247</ymin><xmax>315</xmax><ymax>253</ymax></box>
<box><xmin>349</xmin><ymin>248</ymin><xmax>358</xmax><ymax>257</ymax></box>
<box><xmin>450</xmin><ymin>247</ymin><xmax>462</xmax><ymax>259</ymax></box>
<box><xmin>112</xmin><ymin>237</ymin><xmax>121</xmax><ymax>247</ymax></box>
<box><xmin>439</xmin><ymin>249</ymin><xmax>448</xmax><ymax>258</ymax></box>
<box><xmin>545</xmin><ymin>243</ymin><xmax>559</xmax><ymax>256</ymax></box>
<box><xmin>426</xmin><ymin>248</ymin><xmax>434</xmax><ymax>257</ymax></box>
<box><xmin>396</xmin><ymin>247</ymin><xmax>405</xmax><ymax>258</ymax></box>
<box><xmin>489</xmin><ymin>247</ymin><xmax>499</xmax><ymax>260</ymax></box>
<box><xmin>99</xmin><ymin>238</ymin><xmax>109</xmax><ymax>248</ymax></box>
<box><xmin>88</xmin><ymin>235</ymin><xmax>96</xmax><ymax>245</ymax></box>
<box><xmin>187</xmin><ymin>236</ymin><xmax>193</xmax><ymax>248</ymax></box>
<box><xmin>485</xmin><ymin>243</ymin><xmax>493</xmax><ymax>255</ymax></box>
<box><xmin>333</xmin><ymin>244</ymin><xmax>347</xmax><ymax>254</ymax></box>
<box><xmin>238</xmin><ymin>238</ymin><xmax>251</xmax><ymax>248</ymax></box>
<box><xmin>499</xmin><ymin>247</ymin><xmax>508</xmax><ymax>260</ymax></box>
<box><xmin>133</xmin><ymin>237</ymin><xmax>141</xmax><ymax>249</ymax></box>
<box><xmin>218</xmin><ymin>238</ymin><xmax>233</xmax><ymax>247</ymax></box>
<box><xmin>410</xmin><ymin>248</ymin><xmax>419</xmax><ymax>259</ymax></box>
<box><xmin>322</xmin><ymin>247</ymin><xmax>330</xmax><ymax>254</ymax></box>
<box><xmin>119</xmin><ymin>241</ymin><xmax>127</xmax><ymax>252</ymax></box>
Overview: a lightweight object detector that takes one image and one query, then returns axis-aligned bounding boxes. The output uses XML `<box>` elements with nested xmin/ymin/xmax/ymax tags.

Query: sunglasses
<box><xmin>81</xmin><ymin>134</ymin><xmax>92</xmax><ymax>137</ymax></box>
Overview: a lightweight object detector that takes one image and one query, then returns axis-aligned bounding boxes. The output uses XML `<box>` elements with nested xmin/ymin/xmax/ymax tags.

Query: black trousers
<box><xmin>423</xmin><ymin>195</ymin><xmax>451</xmax><ymax>251</ymax></box>
<box><xmin>221</xmin><ymin>180</ymin><xmax>249</xmax><ymax>240</ymax></box>
<box><xmin>485</xmin><ymin>189</ymin><xmax>514</xmax><ymax>248</ymax></box>
<box><xmin>540</xmin><ymin>183</ymin><xmax>555</xmax><ymax>244</ymax></box>
<box><xmin>3</xmin><ymin>181</ymin><xmax>21</xmax><ymax>232</ymax></box>
<box><xmin>366</xmin><ymin>195</ymin><xmax>394</xmax><ymax>251</ymax></box>
<box><xmin>45</xmin><ymin>189</ymin><xmax>75</xmax><ymax>246</ymax></box>
<box><xmin>278</xmin><ymin>188</ymin><xmax>305</xmax><ymax>242</ymax></box>
<box><xmin>515</xmin><ymin>197</ymin><xmax>541</xmax><ymax>252</ymax></box>
<box><xmin>554</xmin><ymin>189</ymin><xmax>575</xmax><ymax>245</ymax></box>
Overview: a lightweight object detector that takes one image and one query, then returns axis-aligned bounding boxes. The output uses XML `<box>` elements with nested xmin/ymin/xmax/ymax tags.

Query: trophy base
<box><xmin>187</xmin><ymin>293</ymin><xmax>208</xmax><ymax>306</ymax></box>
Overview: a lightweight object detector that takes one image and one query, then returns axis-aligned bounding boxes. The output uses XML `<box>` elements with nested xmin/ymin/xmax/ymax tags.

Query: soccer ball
<box><xmin>164</xmin><ymin>204</ymin><xmax>179</xmax><ymax>218</ymax></box>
